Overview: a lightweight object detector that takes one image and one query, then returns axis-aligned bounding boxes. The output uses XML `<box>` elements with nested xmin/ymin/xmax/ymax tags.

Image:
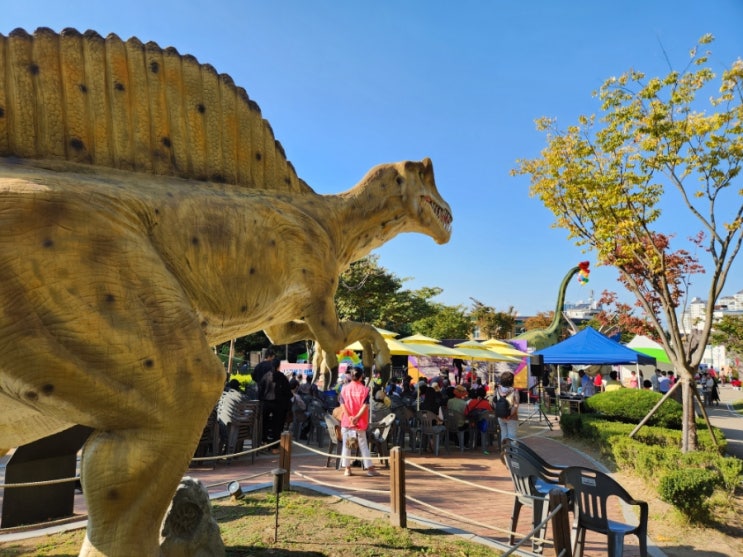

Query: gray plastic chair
<box><xmin>559</xmin><ymin>466</ymin><xmax>648</xmax><ymax>557</ymax></box>
<box><xmin>503</xmin><ymin>440</ymin><xmax>571</xmax><ymax>553</ymax></box>
<box><xmin>323</xmin><ymin>413</ymin><xmax>343</xmax><ymax>469</ymax></box>
<box><xmin>508</xmin><ymin>438</ymin><xmax>567</xmax><ymax>484</ymax></box>
<box><xmin>368</xmin><ymin>413</ymin><xmax>396</xmax><ymax>468</ymax></box>
<box><xmin>444</xmin><ymin>408</ymin><xmax>466</xmax><ymax>453</ymax></box>
<box><xmin>416</xmin><ymin>410</ymin><xmax>446</xmax><ymax>456</ymax></box>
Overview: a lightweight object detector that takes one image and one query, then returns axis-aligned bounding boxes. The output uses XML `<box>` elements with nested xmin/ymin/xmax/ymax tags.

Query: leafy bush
<box><xmin>609</xmin><ymin>435</ymin><xmax>641</xmax><ymax>470</ymax></box>
<box><xmin>658</xmin><ymin>468</ymin><xmax>718</xmax><ymax>521</ymax></box>
<box><xmin>570</xmin><ymin>411</ymin><xmax>741</xmax><ymax>518</ymax></box>
<box><xmin>584</xmin><ymin>389</ymin><xmax>682</xmax><ymax>429</ymax></box>
<box><xmin>230</xmin><ymin>373</ymin><xmax>255</xmax><ymax>391</ymax></box>
<box><xmin>715</xmin><ymin>456</ymin><xmax>743</xmax><ymax>494</ymax></box>
<box><xmin>679</xmin><ymin>451</ymin><xmax>743</xmax><ymax>495</ymax></box>
<box><xmin>559</xmin><ymin>412</ymin><xmax>583</xmax><ymax>436</ymax></box>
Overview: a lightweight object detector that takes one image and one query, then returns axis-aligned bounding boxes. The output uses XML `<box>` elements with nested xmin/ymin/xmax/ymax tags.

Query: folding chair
<box><xmin>323</xmin><ymin>413</ymin><xmax>343</xmax><ymax>469</ymax></box>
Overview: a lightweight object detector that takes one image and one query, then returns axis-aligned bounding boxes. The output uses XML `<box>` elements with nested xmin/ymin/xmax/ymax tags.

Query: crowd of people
<box><xmin>216</xmin><ymin>352</ymin><xmax>524</xmax><ymax>472</ymax></box>
<box><xmin>559</xmin><ymin>364</ymin><xmax>725</xmax><ymax>410</ymax></box>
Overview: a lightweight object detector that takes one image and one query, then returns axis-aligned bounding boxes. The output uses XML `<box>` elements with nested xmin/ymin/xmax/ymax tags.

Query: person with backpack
<box><xmin>494</xmin><ymin>371</ymin><xmax>519</xmax><ymax>443</ymax></box>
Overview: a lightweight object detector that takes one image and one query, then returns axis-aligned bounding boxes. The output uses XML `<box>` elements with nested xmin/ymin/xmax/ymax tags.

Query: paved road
<box><xmin>704</xmin><ymin>384</ymin><xmax>743</xmax><ymax>459</ymax></box>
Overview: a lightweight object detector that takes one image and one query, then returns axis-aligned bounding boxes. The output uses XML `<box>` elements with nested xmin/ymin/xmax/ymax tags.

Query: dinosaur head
<box><xmin>392</xmin><ymin>158</ymin><xmax>453</xmax><ymax>245</ymax></box>
<box><xmin>340</xmin><ymin>158</ymin><xmax>452</xmax><ymax>261</ymax></box>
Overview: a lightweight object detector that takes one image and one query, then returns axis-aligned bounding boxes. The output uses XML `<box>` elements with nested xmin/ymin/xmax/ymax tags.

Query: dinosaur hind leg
<box><xmin>78</xmin><ymin>352</ymin><xmax>224</xmax><ymax>557</ymax></box>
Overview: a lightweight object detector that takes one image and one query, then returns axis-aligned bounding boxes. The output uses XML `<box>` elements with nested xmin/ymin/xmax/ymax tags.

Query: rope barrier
<box><xmin>405</xmin><ymin>493</ymin><xmax>508</xmax><ymax>535</ymax></box>
<box><xmin>190</xmin><ymin>439</ymin><xmax>279</xmax><ymax>462</ymax></box>
<box><xmin>0</xmin><ymin>476</ymin><xmax>78</xmax><ymax>489</ymax></box>
<box><xmin>203</xmin><ymin>470</ymin><xmax>274</xmax><ymax>490</ymax></box>
<box><xmin>291</xmin><ymin>440</ymin><xmax>389</xmax><ymax>463</ymax></box>
<box><xmin>293</xmin><ymin>471</ymin><xmax>389</xmax><ymax>495</ymax></box>
<box><xmin>0</xmin><ymin>420</ymin><xmax>566</xmax><ymax>555</ymax></box>
<box><xmin>405</xmin><ymin>459</ymin><xmax>515</xmax><ymax>496</ymax></box>
<box><xmin>500</xmin><ymin>503</ymin><xmax>565</xmax><ymax>556</ymax></box>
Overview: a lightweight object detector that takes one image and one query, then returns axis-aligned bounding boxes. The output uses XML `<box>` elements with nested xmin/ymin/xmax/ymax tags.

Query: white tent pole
<box><xmin>227</xmin><ymin>338</ymin><xmax>235</xmax><ymax>375</ymax></box>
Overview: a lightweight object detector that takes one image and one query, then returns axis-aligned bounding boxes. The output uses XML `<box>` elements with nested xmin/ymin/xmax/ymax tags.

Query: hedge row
<box><xmin>583</xmin><ymin>389</ymin><xmax>683</xmax><ymax>429</ymax></box>
<box><xmin>560</xmin><ymin>390</ymin><xmax>742</xmax><ymax>521</ymax></box>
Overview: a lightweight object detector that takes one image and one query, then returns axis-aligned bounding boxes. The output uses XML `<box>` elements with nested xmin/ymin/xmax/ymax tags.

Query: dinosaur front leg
<box><xmin>265</xmin><ymin>321</ymin><xmax>340</xmax><ymax>386</ymax></box>
<box><xmin>338</xmin><ymin>321</ymin><xmax>391</xmax><ymax>379</ymax></box>
<box><xmin>306</xmin><ymin>317</ymin><xmax>391</xmax><ymax>385</ymax></box>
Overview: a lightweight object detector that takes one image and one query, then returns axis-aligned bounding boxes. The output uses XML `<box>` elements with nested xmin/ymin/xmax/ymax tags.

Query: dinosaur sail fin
<box><xmin>0</xmin><ymin>27</ymin><xmax>313</xmax><ymax>194</ymax></box>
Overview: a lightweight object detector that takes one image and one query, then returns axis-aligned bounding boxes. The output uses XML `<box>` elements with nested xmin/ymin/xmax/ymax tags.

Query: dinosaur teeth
<box><xmin>423</xmin><ymin>197</ymin><xmax>452</xmax><ymax>232</ymax></box>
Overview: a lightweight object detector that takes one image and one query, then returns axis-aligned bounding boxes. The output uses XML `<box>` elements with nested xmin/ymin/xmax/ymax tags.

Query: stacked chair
<box><xmin>502</xmin><ymin>439</ymin><xmax>570</xmax><ymax>554</ymax></box>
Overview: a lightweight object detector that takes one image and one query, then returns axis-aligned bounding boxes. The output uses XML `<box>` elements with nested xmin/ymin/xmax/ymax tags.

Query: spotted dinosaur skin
<box><xmin>0</xmin><ymin>28</ymin><xmax>452</xmax><ymax>556</ymax></box>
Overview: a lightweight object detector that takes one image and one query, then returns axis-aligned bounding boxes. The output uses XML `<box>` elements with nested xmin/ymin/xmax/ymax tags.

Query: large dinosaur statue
<box><xmin>0</xmin><ymin>28</ymin><xmax>452</xmax><ymax>556</ymax></box>
<box><xmin>514</xmin><ymin>262</ymin><xmax>588</xmax><ymax>350</ymax></box>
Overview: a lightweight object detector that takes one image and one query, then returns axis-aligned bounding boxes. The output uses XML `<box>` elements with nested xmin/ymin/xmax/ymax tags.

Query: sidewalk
<box><xmin>705</xmin><ymin>384</ymin><xmax>743</xmax><ymax>459</ymax></box>
<box><xmin>1</xmin><ymin>413</ymin><xmax>650</xmax><ymax>557</ymax></box>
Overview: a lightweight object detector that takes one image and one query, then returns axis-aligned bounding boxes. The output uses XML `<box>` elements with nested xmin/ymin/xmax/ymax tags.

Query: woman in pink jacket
<box><xmin>340</xmin><ymin>368</ymin><xmax>381</xmax><ymax>477</ymax></box>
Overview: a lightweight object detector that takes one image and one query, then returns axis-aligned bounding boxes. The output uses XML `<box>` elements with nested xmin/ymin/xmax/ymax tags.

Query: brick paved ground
<box><xmin>0</xmin><ymin>410</ymin><xmax>657</xmax><ymax>556</ymax></box>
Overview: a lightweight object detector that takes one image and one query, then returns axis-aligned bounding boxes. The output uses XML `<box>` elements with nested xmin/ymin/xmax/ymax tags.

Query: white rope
<box><xmin>0</xmin><ymin>476</ymin><xmax>78</xmax><ymax>488</ymax></box>
<box><xmin>191</xmin><ymin>439</ymin><xmax>278</xmax><ymax>462</ymax></box>
<box><xmin>405</xmin><ymin>459</ymin><xmax>516</xmax><ymax>497</ymax></box>
<box><xmin>291</xmin><ymin>440</ymin><xmax>389</xmax><ymax>463</ymax></box>
<box><xmin>405</xmin><ymin>493</ymin><xmax>514</xmax><ymax>537</ymax></box>
<box><xmin>293</xmin><ymin>470</ymin><xmax>389</xmax><ymax>495</ymax></box>
<box><xmin>203</xmin><ymin>470</ymin><xmax>274</xmax><ymax>490</ymax></box>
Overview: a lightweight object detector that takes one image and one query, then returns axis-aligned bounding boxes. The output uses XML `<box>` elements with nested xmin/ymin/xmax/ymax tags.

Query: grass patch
<box><xmin>0</xmin><ymin>488</ymin><xmax>499</xmax><ymax>556</ymax></box>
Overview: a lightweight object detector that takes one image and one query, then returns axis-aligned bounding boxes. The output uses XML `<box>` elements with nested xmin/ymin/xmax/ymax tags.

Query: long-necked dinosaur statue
<box><xmin>0</xmin><ymin>28</ymin><xmax>452</xmax><ymax>556</ymax></box>
<box><xmin>514</xmin><ymin>262</ymin><xmax>589</xmax><ymax>350</ymax></box>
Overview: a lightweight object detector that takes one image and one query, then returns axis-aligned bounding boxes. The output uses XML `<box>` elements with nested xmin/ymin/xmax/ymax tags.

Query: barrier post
<box><xmin>549</xmin><ymin>487</ymin><xmax>572</xmax><ymax>557</ymax></box>
<box><xmin>279</xmin><ymin>431</ymin><xmax>292</xmax><ymax>491</ymax></box>
<box><xmin>389</xmin><ymin>447</ymin><xmax>406</xmax><ymax>528</ymax></box>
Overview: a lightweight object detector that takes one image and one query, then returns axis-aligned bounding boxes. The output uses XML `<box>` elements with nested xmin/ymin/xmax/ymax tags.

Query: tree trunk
<box><xmin>681</xmin><ymin>377</ymin><xmax>698</xmax><ymax>452</ymax></box>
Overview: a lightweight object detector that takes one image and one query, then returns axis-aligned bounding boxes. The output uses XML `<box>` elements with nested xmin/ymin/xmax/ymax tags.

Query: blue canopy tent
<box><xmin>534</xmin><ymin>327</ymin><xmax>656</xmax><ymax>366</ymax></box>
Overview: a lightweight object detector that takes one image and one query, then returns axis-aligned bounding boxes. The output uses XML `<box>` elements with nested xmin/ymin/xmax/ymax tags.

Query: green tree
<box><xmin>413</xmin><ymin>304</ymin><xmax>472</xmax><ymax>339</ymax></box>
<box><xmin>335</xmin><ymin>255</ymin><xmax>442</xmax><ymax>334</ymax></box>
<box><xmin>710</xmin><ymin>314</ymin><xmax>743</xmax><ymax>357</ymax></box>
<box><xmin>335</xmin><ymin>255</ymin><xmax>404</xmax><ymax>324</ymax></box>
<box><xmin>469</xmin><ymin>298</ymin><xmax>518</xmax><ymax>339</ymax></box>
<box><xmin>513</xmin><ymin>35</ymin><xmax>743</xmax><ymax>451</ymax></box>
<box><xmin>523</xmin><ymin>311</ymin><xmax>554</xmax><ymax>332</ymax></box>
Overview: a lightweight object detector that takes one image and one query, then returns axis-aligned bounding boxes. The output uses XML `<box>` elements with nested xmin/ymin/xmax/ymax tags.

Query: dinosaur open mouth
<box><xmin>423</xmin><ymin>195</ymin><xmax>452</xmax><ymax>233</ymax></box>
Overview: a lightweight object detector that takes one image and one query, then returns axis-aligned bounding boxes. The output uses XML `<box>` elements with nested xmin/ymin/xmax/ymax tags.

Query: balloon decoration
<box><xmin>577</xmin><ymin>261</ymin><xmax>590</xmax><ymax>285</ymax></box>
<box><xmin>337</xmin><ymin>349</ymin><xmax>361</xmax><ymax>366</ymax></box>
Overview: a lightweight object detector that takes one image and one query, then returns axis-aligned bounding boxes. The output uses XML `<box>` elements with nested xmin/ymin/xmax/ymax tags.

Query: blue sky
<box><xmin>4</xmin><ymin>1</ymin><xmax>742</xmax><ymax>316</ymax></box>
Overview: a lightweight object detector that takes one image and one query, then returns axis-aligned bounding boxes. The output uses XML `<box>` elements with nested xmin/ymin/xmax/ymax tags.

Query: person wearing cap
<box><xmin>446</xmin><ymin>384</ymin><xmax>469</xmax><ymax>429</ymax></box>
<box><xmin>370</xmin><ymin>387</ymin><xmax>392</xmax><ymax>422</ymax></box>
